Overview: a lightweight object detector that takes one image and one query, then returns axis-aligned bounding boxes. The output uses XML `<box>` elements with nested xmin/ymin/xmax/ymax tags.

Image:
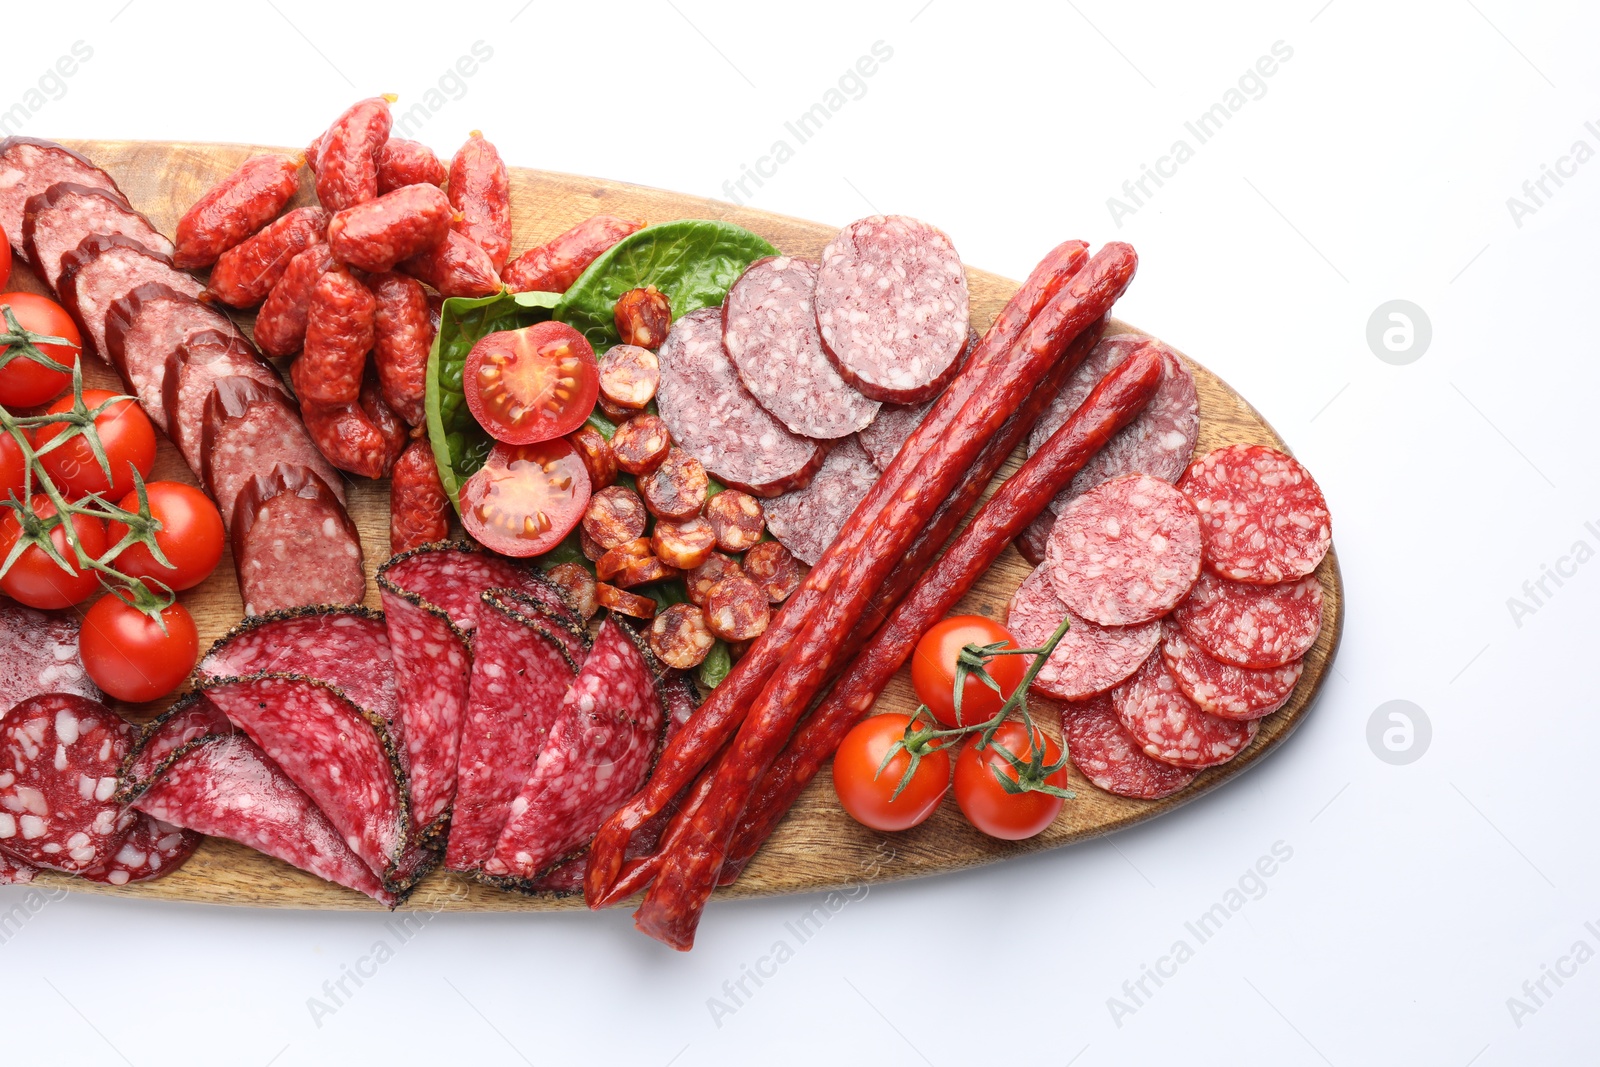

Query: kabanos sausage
<box><xmin>254</xmin><ymin>242</ymin><xmax>334</xmax><ymax>358</ymax></box>
<box><xmin>173</xmin><ymin>153</ymin><xmax>301</xmax><ymax>268</ymax></box>
<box><xmin>207</xmin><ymin>205</ymin><xmax>327</xmax><ymax>308</ymax></box>
<box><xmin>295</xmin><ymin>368</ymin><xmax>406</xmax><ymax>479</ymax></box>
<box><xmin>502</xmin><ymin>214</ymin><xmax>643</xmax><ymax>293</ymax></box>
<box><xmin>377</xmin><ymin>138</ymin><xmax>446</xmax><ymax>194</ymax></box>
<box><xmin>313</xmin><ymin>96</ymin><xmax>394</xmax><ymax>211</ymax></box>
<box><xmin>400</xmin><ymin>230</ymin><xmax>501</xmax><ymax>298</ymax></box>
<box><xmin>328</xmin><ymin>183</ymin><xmax>453</xmax><ymax>272</ymax></box>
<box><xmin>447</xmin><ymin>131</ymin><xmax>511</xmax><ymax>271</ymax></box>
<box><xmin>296</xmin><ymin>266</ymin><xmax>375</xmax><ymax>405</ymax></box>
<box><xmin>370</xmin><ymin>271</ymin><xmax>433</xmax><ymax>425</ymax></box>
<box><xmin>389</xmin><ymin>437</ymin><xmax>451</xmax><ymax>553</ymax></box>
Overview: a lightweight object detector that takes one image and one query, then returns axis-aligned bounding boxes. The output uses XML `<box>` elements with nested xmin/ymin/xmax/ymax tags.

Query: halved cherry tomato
<box><xmin>912</xmin><ymin>615</ymin><xmax>1027</xmax><ymax>728</ymax></box>
<box><xmin>34</xmin><ymin>389</ymin><xmax>156</xmax><ymax>500</ymax></box>
<box><xmin>0</xmin><ymin>292</ymin><xmax>81</xmax><ymax>407</ymax></box>
<box><xmin>832</xmin><ymin>713</ymin><xmax>951</xmax><ymax>832</ymax></box>
<box><xmin>107</xmin><ymin>482</ymin><xmax>225</xmax><ymax>592</ymax></box>
<box><xmin>0</xmin><ymin>430</ymin><xmax>27</xmax><ymax>503</ymax></box>
<box><xmin>464</xmin><ymin>321</ymin><xmax>599</xmax><ymax>445</ymax></box>
<box><xmin>0</xmin><ymin>494</ymin><xmax>107</xmax><ymax>609</ymax></box>
<box><xmin>79</xmin><ymin>595</ymin><xmax>198</xmax><ymax>703</ymax></box>
<box><xmin>953</xmin><ymin>721</ymin><xmax>1069</xmax><ymax>841</ymax></box>
<box><xmin>460</xmin><ymin>438</ymin><xmax>592</xmax><ymax>557</ymax></box>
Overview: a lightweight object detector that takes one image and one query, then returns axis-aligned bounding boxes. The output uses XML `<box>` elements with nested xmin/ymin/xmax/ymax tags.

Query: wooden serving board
<box><xmin>18</xmin><ymin>141</ymin><xmax>1343</xmax><ymax>911</ymax></box>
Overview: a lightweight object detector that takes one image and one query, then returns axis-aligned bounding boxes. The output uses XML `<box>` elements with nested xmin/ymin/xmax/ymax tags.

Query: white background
<box><xmin>2</xmin><ymin>1</ymin><xmax>1597</xmax><ymax>1064</ymax></box>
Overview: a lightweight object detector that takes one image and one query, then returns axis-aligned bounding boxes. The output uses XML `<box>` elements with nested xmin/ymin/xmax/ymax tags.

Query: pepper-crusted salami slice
<box><xmin>0</xmin><ymin>694</ymin><xmax>134</xmax><ymax>874</ymax></box>
<box><xmin>657</xmin><ymin>308</ymin><xmax>825</xmax><ymax>497</ymax></box>
<box><xmin>1112</xmin><ymin>653</ymin><xmax>1257</xmax><ymax>769</ymax></box>
<box><xmin>484</xmin><ymin>618</ymin><xmax>666</xmax><ymax>885</ymax></box>
<box><xmin>77</xmin><ymin>813</ymin><xmax>199</xmax><ymax>886</ymax></box>
<box><xmin>0</xmin><ymin>137</ymin><xmax>124</xmax><ymax>261</ymax></box>
<box><xmin>761</xmin><ymin>436</ymin><xmax>879</xmax><ymax>566</ymax></box>
<box><xmin>59</xmin><ymin>235</ymin><xmax>204</xmax><ymax>362</ymax></box>
<box><xmin>814</xmin><ymin>215</ymin><xmax>970</xmax><ymax>403</ymax></box>
<box><xmin>0</xmin><ymin>603</ymin><xmax>100</xmax><ymax>710</ymax></box>
<box><xmin>209</xmin><ymin>205</ymin><xmax>329</xmax><ymax>309</ymax></box>
<box><xmin>1006</xmin><ymin>566</ymin><xmax>1160</xmax><ymax>702</ymax></box>
<box><xmin>173</xmin><ymin>153</ymin><xmax>302</xmax><ymax>268</ymax></box>
<box><xmin>1046</xmin><ymin>473</ymin><xmax>1203</xmax><ymax>627</ymax></box>
<box><xmin>1064</xmin><ymin>694</ymin><xmax>1197</xmax><ymax>800</ymax></box>
<box><xmin>164</xmin><ymin>330</ymin><xmax>288</xmax><ymax>473</ymax></box>
<box><xmin>444</xmin><ymin>590</ymin><xmax>583</xmax><ymax>874</ymax></box>
<box><xmin>255</xmin><ymin>242</ymin><xmax>335</xmax><ymax>358</ymax></box>
<box><xmin>203</xmin><ymin>376</ymin><xmax>346</xmax><ymax>523</ymax></box>
<box><xmin>857</xmin><ymin>396</ymin><xmax>933</xmax><ymax>472</ymax></box>
<box><xmin>104</xmin><ymin>283</ymin><xmax>244</xmax><ymax>431</ymax></box>
<box><xmin>22</xmin><ymin>182</ymin><xmax>172</xmax><ymax>294</ymax></box>
<box><xmin>1173</xmin><ymin>571</ymin><xmax>1323</xmax><ymax>669</ymax></box>
<box><xmin>1180</xmin><ymin>444</ymin><xmax>1332</xmax><ymax>584</ymax></box>
<box><xmin>1160</xmin><ymin>622</ymin><xmax>1300</xmax><ymax>720</ymax></box>
<box><xmin>447</xmin><ymin>131</ymin><xmax>512</xmax><ymax>271</ymax></box>
<box><xmin>723</xmin><ymin>256</ymin><xmax>880</xmax><ymax>439</ymax></box>
<box><xmin>232</xmin><ymin>464</ymin><xmax>365</xmax><ymax>615</ymax></box>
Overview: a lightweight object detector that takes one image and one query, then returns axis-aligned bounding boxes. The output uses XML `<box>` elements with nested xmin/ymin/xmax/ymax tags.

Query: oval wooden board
<box><xmin>18</xmin><ymin>141</ymin><xmax>1343</xmax><ymax>911</ymax></box>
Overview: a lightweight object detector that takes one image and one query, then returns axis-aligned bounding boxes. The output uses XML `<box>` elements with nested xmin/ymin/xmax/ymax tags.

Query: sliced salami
<box><xmin>1064</xmin><ymin>694</ymin><xmax>1197</xmax><ymax>800</ymax></box>
<box><xmin>1046</xmin><ymin>472</ymin><xmax>1202</xmax><ymax>627</ymax></box>
<box><xmin>484</xmin><ymin>618</ymin><xmax>666</xmax><ymax>886</ymax></box>
<box><xmin>22</xmin><ymin>182</ymin><xmax>172</xmax><ymax>294</ymax></box>
<box><xmin>656</xmin><ymin>307</ymin><xmax>825</xmax><ymax>497</ymax></box>
<box><xmin>1179</xmin><ymin>444</ymin><xmax>1332</xmax><ymax>584</ymax></box>
<box><xmin>104</xmin><ymin>282</ymin><xmax>244</xmax><ymax>431</ymax></box>
<box><xmin>231</xmin><ymin>465</ymin><xmax>365</xmax><ymax>616</ymax></box>
<box><xmin>1016</xmin><ymin>510</ymin><xmax>1055</xmax><ymax>568</ymax></box>
<box><xmin>761</xmin><ymin>436</ymin><xmax>879</xmax><ymax>566</ymax></box>
<box><xmin>1006</xmin><ymin>565</ymin><xmax>1159</xmax><ymax>702</ymax></box>
<box><xmin>58</xmin><ymin>234</ymin><xmax>204</xmax><ymax>362</ymax></box>
<box><xmin>0</xmin><ymin>137</ymin><xmax>124</xmax><ymax>262</ymax></box>
<box><xmin>163</xmin><ymin>329</ymin><xmax>287</xmax><ymax>473</ymax></box>
<box><xmin>77</xmin><ymin>813</ymin><xmax>199</xmax><ymax>886</ymax></box>
<box><xmin>0</xmin><ymin>603</ymin><xmax>100</xmax><ymax>712</ymax></box>
<box><xmin>0</xmin><ymin>694</ymin><xmax>134</xmax><ymax>874</ymax></box>
<box><xmin>814</xmin><ymin>215</ymin><xmax>970</xmax><ymax>403</ymax></box>
<box><xmin>1160</xmin><ymin>622</ymin><xmax>1301</xmax><ymax>720</ymax></box>
<box><xmin>1112</xmin><ymin>653</ymin><xmax>1257</xmax><ymax>769</ymax></box>
<box><xmin>857</xmin><ymin>396</ymin><xmax>933</xmax><ymax>472</ymax></box>
<box><xmin>445</xmin><ymin>590</ymin><xmax>584</xmax><ymax>874</ymax></box>
<box><xmin>202</xmin><ymin>376</ymin><xmax>346</xmax><ymax>523</ymax></box>
<box><xmin>1172</xmin><ymin>570</ymin><xmax>1323</xmax><ymax>669</ymax></box>
<box><xmin>722</xmin><ymin>255</ymin><xmax>879</xmax><ymax>439</ymax></box>
<box><xmin>0</xmin><ymin>850</ymin><xmax>35</xmax><ymax>884</ymax></box>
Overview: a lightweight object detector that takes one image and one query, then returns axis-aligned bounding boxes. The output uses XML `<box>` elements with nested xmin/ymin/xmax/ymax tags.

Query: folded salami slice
<box><xmin>444</xmin><ymin>590</ymin><xmax>584</xmax><ymax>874</ymax></box>
<box><xmin>1006</xmin><ymin>565</ymin><xmax>1160</xmax><ymax>702</ymax></box>
<box><xmin>722</xmin><ymin>255</ymin><xmax>879</xmax><ymax>440</ymax></box>
<box><xmin>163</xmin><ymin>329</ymin><xmax>288</xmax><ymax>473</ymax></box>
<box><xmin>77</xmin><ymin>813</ymin><xmax>199</xmax><ymax>886</ymax></box>
<box><xmin>1112</xmin><ymin>653</ymin><xmax>1257</xmax><ymax>770</ymax></box>
<box><xmin>202</xmin><ymin>376</ymin><xmax>346</xmax><ymax>523</ymax></box>
<box><xmin>484</xmin><ymin>617</ymin><xmax>666</xmax><ymax>887</ymax></box>
<box><xmin>231</xmin><ymin>465</ymin><xmax>365</xmax><ymax>616</ymax></box>
<box><xmin>0</xmin><ymin>603</ymin><xmax>100</xmax><ymax>713</ymax></box>
<box><xmin>1179</xmin><ymin>445</ymin><xmax>1332</xmax><ymax>584</ymax></box>
<box><xmin>814</xmin><ymin>215</ymin><xmax>970</xmax><ymax>403</ymax></box>
<box><xmin>1160</xmin><ymin>622</ymin><xmax>1301</xmax><ymax>720</ymax></box>
<box><xmin>59</xmin><ymin>234</ymin><xmax>205</xmax><ymax>362</ymax></box>
<box><xmin>0</xmin><ymin>137</ymin><xmax>125</xmax><ymax>262</ymax></box>
<box><xmin>1172</xmin><ymin>571</ymin><xmax>1323</xmax><ymax>669</ymax></box>
<box><xmin>657</xmin><ymin>307</ymin><xmax>825</xmax><ymax>497</ymax></box>
<box><xmin>857</xmin><ymin>396</ymin><xmax>933</xmax><ymax>472</ymax></box>
<box><xmin>22</xmin><ymin>182</ymin><xmax>172</xmax><ymax>293</ymax></box>
<box><xmin>1064</xmin><ymin>694</ymin><xmax>1197</xmax><ymax>800</ymax></box>
<box><xmin>0</xmin><ymin>694</ymin><xmax>135</xmax><ymax>874</ymax></box>
<box><xmin>104</xmin><ymin>282</ymin><xmax>245</xmax><ymax>431</ymax></box>
<box><xmin>761</xmin><ymin>436</ymin><xmax>879</xmax><ymax>566</ymax></box>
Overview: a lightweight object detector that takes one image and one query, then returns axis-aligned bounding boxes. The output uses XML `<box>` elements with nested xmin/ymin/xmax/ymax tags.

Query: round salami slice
<box><xmin>104</xmin><ymin>282</ymin><xmax>245</xmax><ymax>430</ymax></box>
<box><xmin>1112</xmin><ymin>653</ymin><xmax>1257</xmax><ymax>769</ymax></box>
<box><xmin>22</xmin><ymin>182</ymin><xmax>172</xmax><ymax>294</ymax></box>
<box><xmin>203</xmin><ymin>376</ymin><xmax>347</xmax><ymax>523</ymax></box>
<box><xmin>857</xmin><ymin>396</ymin><xmax>934</xmax><ymax>472</ymax></box>
<box><xmin>722</xmin><ymin>255</ymin><xmax>880</xmax><ymax>439</ymax></box>
<box><xmin>1179</xmin><ymin>444</ymin><xmax>1332</xmax><ymax>584</ymax></box>
<box><xmin>1160</xmin><ymin>622</ymin><xmax>1301</xmax><ymax>720</ymax></box>
<box><xmin>761</xmin><ymin>436</ymin><xmax>879</xmax><ymax>566</ymax></box>
<box><xmin>231</xmin><ymin>464</ymin><xmax>365</xmax><ymax>616</ymax></box>
<box><xmin>1046</xmin><ymin>472</ymin><xmax>1203</xmax><ymax>626</ymax></box>
<box><xmin>164</xmin><ymin>329</ymin><xmax>288</xmax><ymax>473</ymax></box>
<box><xmin>0</xmin><ymin>602</ymin><xmax>100</xmax><ymax>712</ymax></box>
<box><xmin>1172</xmin><ymin>570</ymin><xmax>1323</xmax><ymax>670</ymax></box>
<box><xmin>77</xmin><ymin>813</ymin><xmax>199</xmax><ymax>886</ymax></box>
<box><xmin>1006</xmin><ymin>566</ymin><xmax>1160</xmax><ymax>702</ymax></box>
<box><xmin>656</xmin><ymin>307</ymin><xmax>825</xmax><ymax>497</ymax></box>
<box><xmin>1064</xmin><ymin>694</ymin><xmax>1197</xmax><ymax>800</ymax></box>
<box><xmin>0</xmin><ymin>137</ymin><xmax>125</xmax><ymax>262</ymax></box>
<box><xmin>0</xmin><ymin>693</ymin><xmax>135</xmax><ymax>874</ymax></box>
<box><xmin>58</xmin><ymin>234</ymin><xmax>204</xmax><ymax>362</ymax></box>
<box><xmin>814</xmin><ymin>215</ymin><xmax>970</xmax><ymax>403</ymax></box>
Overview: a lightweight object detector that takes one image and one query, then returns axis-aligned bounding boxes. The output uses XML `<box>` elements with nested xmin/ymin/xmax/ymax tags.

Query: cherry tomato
<box><xmin>912</xmin><ymin>615</ymin><xmax>1027</xmax><ymax>728</ymax></box>
<box><xmin>460</xmin><ymin>438</ymin><xmax>592</xmax><ymax>557</ymax></box>
<box><xmin>0</xmin><ymin>229</ymin><xmax>11</xmax><ymax>289</ymax></box>
<box><xmin>79</xmin><ymin>595</ymin><xmax>198</xmax><ymax>703</ymax></box>
<box><xmin>832</xmin><ymin>713</ymin><xmax>951</xmax><ymax>832</ymax></box>
<box><xmin>0</xmin><ymin>430</ymin><xmax>27</xmax><ymax>503</ymax></box>
<box><xmin>106</xmin><ymin>482</ymin><xmax>225</xmax><ymax>592</ymax></box>
<box><xmin>0</xmin><ymin>292</ymin><xmax>81</xmax><ymax>407</ymax></box>
<box><xmin>34</xmin><ymin>389</ymin><xmax>156</xmax><ymax>500</ymax></box>
<box><xmin>0</xmin><ymin>494</ymin><xmax>107</xmax><ymax>609</ymax></box>
<box><xmin>953</xmin><ymin>721</ymin><xmax>1069</xmax><ymax>841</ymax></box>
<box><xmin>464</xmin><ymin>321</ymin><xmax>600</xmax><ymax>445</ymax></box>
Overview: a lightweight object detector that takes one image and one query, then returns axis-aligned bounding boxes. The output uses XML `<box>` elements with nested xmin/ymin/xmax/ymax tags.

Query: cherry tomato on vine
<box><xmin>912</xmin><ymin>615</ymin><xmax>1027</xmax><ymax>728</ymax></box>
<box><xmin>832</xmin><ymin>713</ymin><xmax>951</xmax><ymax>832</ymax></box>
<box><xmin>106</xmin><ymin>482</ymin><xmax>225</xmax><ymax>591</ymax></box>
<box><xmin>953</xmin><ymin>722</ymin><xmax>1070</xmax><ymax>841</ymax></box>
<box><xmin>460</xmin><ymin>438</ymin><xmax>591</xmax><ymax>557</ymax></box>
<box><xmin>34</xmin><ymin>389</ymin><xmax>156</xmax><ymax>500</ymax></box>
<box><xmin>0</xmin><ymin>292</ymin><xmax>81</xmax><ymax>407</ymax></box>
<box><xmin>79</xmin><ymin>595</ymin><xmax>198</xmax><ymax>702</ymax></box>
<box><xmin>0</xmin><ymin>431</ymin><xmax>27</xmax><ymax>502</ymax></box>
<box><xmin>0</xmin><ymin>494</ymin><xmax>106</xmax><ymax>609</ymax></box>
<box><xmin>464</xmin><ymin>321</ymin><xmax>600</xmax><ymax>445</ymax></box>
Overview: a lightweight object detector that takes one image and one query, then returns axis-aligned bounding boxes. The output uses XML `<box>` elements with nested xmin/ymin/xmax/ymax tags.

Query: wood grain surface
<box><xmin>19</xmin><ymin>141</ymin><xmax>1343</xmax><ymax>911</ymax></box>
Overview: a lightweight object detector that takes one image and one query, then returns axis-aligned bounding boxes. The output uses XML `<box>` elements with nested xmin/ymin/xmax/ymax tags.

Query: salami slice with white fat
<box><xmin>1046</xmin><ymin>472</ymin><xmax>1203</xmax><ymax>626</ymax></box>
<box><xmin>722</xmin><ymin>255</ymin><xmax>879</xmax><ymax>439</ymax></box>
<box><xmin>1160</xmin><ymin>622</ymin><xmax>1301</xmax><ymax>720</ymax></box>
<box><xmin>77</xmin><ymin>813</ymin><xmax>199</xmax><ymax>886</ymax></box>
<box><xmin>1172</xmin><ymin>570</ymin><xmax>1323</xmax><ymax>669</ymax></box>
<box><xmin>1006</xmin><ymin>565</ymin><xmax>1160</xmax><ymax>702</ymax></box>
<box><xmin>1064</xmin><ymin>694</ymin><xmax>1197</xmax><ymax>800</ymax></box>
<box><xmin>0</xmin><ymin>137</ymin><xmax>125</xmax><ymax>262</ymax></box>
<box><xmin>657</xmin><ymin>306</ymin><xmax>825</xmax><ymax>497</ymax></box>
<box><xmin>1179</xmin><ymin>445</ymin><xmax>1332</xmax><ymax>584</ymax></box>
<box><xmin>22</xmin><ymin>182</ymin><xmax>172</xmax><ymax>293</ymax></box>
<box><xmin>0</xmin><ymin>693</ymin><xmax>134</xmax><ymax>874</ymax></box>
<box><xmin>0</xmin><ymin>850</ymin><xmax>35</xmax><ymax>884</ymax></box>
<box><xmin>484</xmin><ymin>617</ymin><xmax>666</xmax><ymax>886</ymax></box>
<box><xmin>0</xmin><ymin>603</ymin><xmax>100</xmax><ymax>712</ymax></box>
<box><xmin>104</xmin><ymin>282</ymin><xmax>245</xmax><ymax>431</ymax></box>
<box><xmin>761</xmin><ymin>435</ymin><xmax>879</xmax><ymax>566</ymax></box>
<box><xmin>163</xmin><ymin>329</ymin><xmax>288</xmax><ymax>474</ymax></box>
<box><xmin>814</xmin><ymin>215</ymin><xmax>970</xmax><ymax>403</ymax></box>
<box><xmin>231</xmin><ymin>465</ymin><xmax>365</xmax><ymax>616</ymax></box>
<box><xmin>1112</xmin><ymin>653</ymin><xmax>1257</xmax><ymax>769</ymax></box>
<box><xmin>445</xmin><ymin>589</ymin><xmax>584</xmax><ymax>874</ymax></box>
<box><xmin>1016</xmin><ymin>510</ymin><xmax>1055</xmax><ymax>568</ymax></box>
<box><xmin>59</xmin><ymin>234</ymin><xmax>204</xmax><ymax>362</ymax></box>
<box><xmin>203</xmin><ymin>376</ymin><xmax>346</xmax><ymax>523</ymax></box>
<box><xmin>857</xmin><ymin>396</ymin><xmax>934</xmax><ymax>472</ymax></box>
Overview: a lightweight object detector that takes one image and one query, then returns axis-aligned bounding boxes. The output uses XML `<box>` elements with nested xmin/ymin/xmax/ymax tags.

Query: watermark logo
<box><xmin>0</xmin><ymin>880</ymin><xmax>69</xmax><ymax>945</ymax></box>
<box><xmin>1506</xmin><ymin>520</ymin><xmax>1600</xmax><ymax>629</ymax></box>
<box><xmin>1506</xmin><ymin>920</ymin><xmax>1600</xmax><ymax>1029</ymax></box>
<box><xmin>1505</xmin><ymin>121</ymin><xmax>1600</xmax><ymax>229</ymax></box>
<box><xmin>1366</xmin><ymin>300</ymin><xmax>1431</xmax><ymax>365</ymax></box>
<box><xmin>393</xmin><ymin>41</ymin><xmax>495</xmax><ymax>140</ymax></box>
<box><xmin>1367</xmin><ymin>700</ymin><xmax>1430</xmax><ymax>765</ymax></box>
<box><xmin>0</xmin><ymin>40</ymin><xmax>93</xmax><ymax>138</ymax></box>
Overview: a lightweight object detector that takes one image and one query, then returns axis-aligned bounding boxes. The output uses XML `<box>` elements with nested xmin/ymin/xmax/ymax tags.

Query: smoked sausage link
<box><xmin>297</xmin><ymin>267</ymin><xmax>376</xmax><ymax>405</ymax></box>
<box><xmin>503</xmin><ymin>215</ymin><xmax>643</xmax><ymax>294</ymax></box>
<box><xmin>173</xmin><ymin>154</ymin><xmax>301</xmax><ymax>268</ymax></box>
<box><xmin>400</xmin><ymin>230</ymin><xmax>502</xmax><ymax>298</ymax></box>
<box><xmin>208</xmin><ymin>206</ymin><xmax>328</xmax><ymax>308</ymax></box>
<box><xmin>377</xmin><ymin>138</ymin><xmax>447</xmax><ymax>194</ymax></box>
<box><xmin>371</xmin><ymin>271</ymin><xmax>434</xmax><ymax>425</ymax></box>
<box><xmin>314</xmin><ymin>96</ymin><xmax>394</xmax><ymax>212</ymax></box>
<box><xmin>447</xmin><ymin>132</ymin><xmax>512</xmax><ymax>271</ymax></box>
<box><xmin>389</xmin><ymin>437</ymin><xmax>452</xmax><ymax>553</ymax></box>
<box><xmin>255</xmin><ymin>242</ymin><xmax>335</xmax><ymax>358</ymax></box>
<box><xmin>328</xmin><ymin>184</ymin><xmax>453</xmax><ymax>272</ymax></box>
